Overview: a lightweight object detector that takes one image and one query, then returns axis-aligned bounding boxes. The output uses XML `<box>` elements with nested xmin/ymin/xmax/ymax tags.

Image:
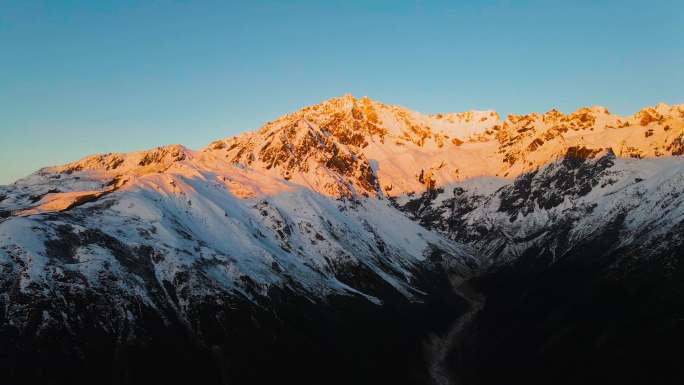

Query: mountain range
<box><xmin>2</xmin><ymin>95</ymin><xmax>683</xmax><ymax>385</ymax></box>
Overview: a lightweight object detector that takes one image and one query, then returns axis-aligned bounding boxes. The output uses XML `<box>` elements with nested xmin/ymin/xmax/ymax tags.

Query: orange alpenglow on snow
<box><xmin>11</xmin><ymin>95</ymin><xmax>684</xmax><ymax>218</ymax></box>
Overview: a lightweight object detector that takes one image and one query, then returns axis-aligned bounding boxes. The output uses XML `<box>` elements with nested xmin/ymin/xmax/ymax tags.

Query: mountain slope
<box><xmin>398</xmin><ymin>148</ymin><xmax>684</xmax><ymax>264</ymax></box>
<box><xmin>396</xmin><ymin>149</ymin><xmax>684</xmax><ymax>385</ymax></box>
<box><xmin>1</xmin><ymin>95</ymin><xmax>683</xmax><ymax>384</ymax></box>
<box><xmin>0</xmin><ymin>137</ymin><xmax>475</xmax><ymax>385</ymax></box>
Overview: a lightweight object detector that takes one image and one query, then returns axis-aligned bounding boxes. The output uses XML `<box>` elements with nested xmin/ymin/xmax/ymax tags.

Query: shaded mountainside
<box><xmin>397</xmin><ymin>147</ymin><xmax>684</xmax><ymax>385</ymax></box>
<box><xmin>454</xmin><ymin>220</ymin><xmax>684</xmax><ymax>385</ymax></box>
<box><xmin>1</xmin><ymin>95</ymin><xmax>684</xmax><ymax>384</ymax></box>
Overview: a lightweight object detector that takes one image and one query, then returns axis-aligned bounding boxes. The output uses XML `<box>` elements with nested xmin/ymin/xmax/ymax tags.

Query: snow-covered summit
<box><xmin>202</xmin><ymin>95</ymin><xmax>684</xmax><ymax>196</ymax></box>
<box><xmin>5</xmin><ymin>96</ymin><xmax>683</xmax><ymax>208</ymax></box>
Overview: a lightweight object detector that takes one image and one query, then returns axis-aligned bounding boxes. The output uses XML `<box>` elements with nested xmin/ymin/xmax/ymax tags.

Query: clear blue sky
<box><xmin>1</xmin><ymin>0</ymin><xmax>682</xmax><ymax>184</ymax></box>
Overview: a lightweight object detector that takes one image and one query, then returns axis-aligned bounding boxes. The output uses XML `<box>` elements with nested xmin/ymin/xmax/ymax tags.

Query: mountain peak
<box><xmin>41</xmin><ymin>144</ymin><xmax>193</xmax><ymax>181</ymax></box>
<box><xmin>15</xmin><ymin>97</ymin><xmax>684</xmax><ymax>201</ymax></box>
<box><xmin>205</xmin><ymin>97</ymin><xmax>684</xmax><ymax>196</ymax></box>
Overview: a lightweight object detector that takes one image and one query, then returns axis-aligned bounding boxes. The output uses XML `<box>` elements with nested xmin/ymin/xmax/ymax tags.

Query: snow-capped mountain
<box><xmin>205</xmin><ymin>94</ymin><xmax>683</xmax><ymax>196</ymax></box>
<box><xmin>1</xmin><ymin>95</ymin><xmax>683</xmax><ymax>385</ymax></box>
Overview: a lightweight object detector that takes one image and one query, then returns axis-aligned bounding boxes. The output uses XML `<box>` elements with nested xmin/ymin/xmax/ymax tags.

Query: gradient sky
<box><xmin>1</xmin><ymin>0</ymin><xmax>683</xmax><ymax>184</ymax></box>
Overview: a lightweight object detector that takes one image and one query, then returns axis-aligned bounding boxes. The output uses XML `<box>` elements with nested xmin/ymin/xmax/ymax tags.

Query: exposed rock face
<box><xmin>207</xmin><ymin>96</ymin><xmax>684</xmax><ymax>196</ymax></box>
<box><xmin>397</xmin><ymin>146</ymin><xmax>684</xmax><ymax>262</ymax></box>
<box><xmin>1</xmin><ymin>96</ymin><xmax>684</xmax><ymax>384</ymax></box>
